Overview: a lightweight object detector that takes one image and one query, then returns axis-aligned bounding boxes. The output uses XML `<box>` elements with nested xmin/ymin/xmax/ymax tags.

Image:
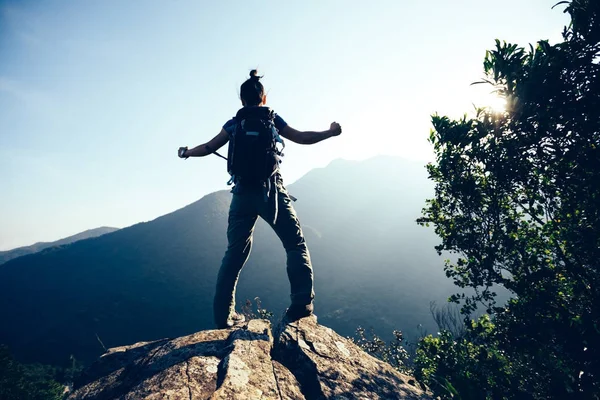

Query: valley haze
<box><xmin>0</xmin><ymin>156</ymin><xmax>457</xmax><ymax>367</ymax></box>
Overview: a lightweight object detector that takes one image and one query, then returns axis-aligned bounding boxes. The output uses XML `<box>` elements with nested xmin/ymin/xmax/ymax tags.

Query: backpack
<box><xmin>227</xmin><ymin>107</ymin><xmax>284</xmax><ymax>184</ymax></box>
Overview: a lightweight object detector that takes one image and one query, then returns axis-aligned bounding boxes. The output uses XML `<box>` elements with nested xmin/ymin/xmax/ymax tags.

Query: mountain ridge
<box><xmin>0</xmin><ymin>226</ymin><xmax>119</xmax><ymax>265</ymax></box>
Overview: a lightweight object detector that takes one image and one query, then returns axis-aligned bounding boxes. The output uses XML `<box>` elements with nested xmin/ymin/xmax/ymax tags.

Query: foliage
<box><xmin>414</xmin><ymin>316</ymin><xmax>514</xmax><ymax>400</ymax></box>
<box><xmin>0</xmin><ymin>345</ymin><xmax>64</xmax><ymax>400</ymax></box>
<box><xmin>417</xmin><ymin>1</ymin><xmax>600</xmax><ymax>398</ymax></box>
<box><xmin>241</xmin><ymin>297</ymin><xmax>274</xmax><ymax>322</ymax></box>
<box><xmin>352</xmin><ymin>327</ymin><xmax>412</xmax><ymax>374</ymax></box>
<box><xmin>60</xmin><ymin>355</ymin><xmax>84</xmax><ymax>386</ymax></box>
<box><xmin>429</xmin><ymin>301</ymin><xmax>466</xmax><ymax>339</ymax></box>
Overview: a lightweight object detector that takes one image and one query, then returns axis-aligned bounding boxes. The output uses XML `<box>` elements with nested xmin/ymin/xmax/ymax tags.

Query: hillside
<box><xmin>0</xmin><ymin>227</ymin><xmax>119</xmax><ymax>265</ymax></box>
<box><xmin>0</xmin><ymin>156</ymin><xmax>458</xmax><ymax>366</ymax></box>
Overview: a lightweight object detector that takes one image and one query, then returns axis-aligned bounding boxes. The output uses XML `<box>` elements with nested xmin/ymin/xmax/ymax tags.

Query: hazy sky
<box><xmin>0</xmin><ymin>0</ymin><xmax>569</xmax><ymax>250</ymax></box>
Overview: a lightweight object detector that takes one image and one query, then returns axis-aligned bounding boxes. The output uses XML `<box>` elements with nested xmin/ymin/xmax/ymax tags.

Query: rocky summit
<box><xmin>68</xmin><ymin>316</ymin><xmax>432</xmax><ymax>399</ymax></box>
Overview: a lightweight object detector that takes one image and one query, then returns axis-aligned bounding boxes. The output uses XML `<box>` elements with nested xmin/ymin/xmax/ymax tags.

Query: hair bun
<box><xmin>249</xmin><ymin>69</ymin><xmax>261</xmax><ymax>80</ymax></box>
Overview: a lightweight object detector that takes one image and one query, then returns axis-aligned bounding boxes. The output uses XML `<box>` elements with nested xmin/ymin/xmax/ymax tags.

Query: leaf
<box><xmin>551</xmin><ymin>1</ymin><xmax>570</xmax><ymax>10</ymax></box>
<box><xmin>470</xmin><ymin>79</ymin><xmax>494</xmax><ymax>86</ymax></box>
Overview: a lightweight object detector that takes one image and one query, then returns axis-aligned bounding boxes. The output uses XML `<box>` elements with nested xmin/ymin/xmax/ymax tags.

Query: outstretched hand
<box><xmin>330</xmin><ymin>122</ymin><xmax>342</xmax><ymax>137</ymax></box>
<box><xmin>178</xmin><ymin>147</ymin><xmax>189</xmax><ymax>159</ymax></box>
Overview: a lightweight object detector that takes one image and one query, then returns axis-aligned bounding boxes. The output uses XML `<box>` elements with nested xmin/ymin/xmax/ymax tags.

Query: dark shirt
<box><xmin>223</xmin><ymin>108</ymin><xmax>288</xmax><ymax>136</ymax></box>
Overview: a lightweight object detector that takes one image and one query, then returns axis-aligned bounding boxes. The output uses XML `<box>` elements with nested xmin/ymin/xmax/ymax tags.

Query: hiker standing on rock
<box><xmin>178</xmin><ymin>70</ymin><xmax>342</xmax><ymax>328</ymax></box>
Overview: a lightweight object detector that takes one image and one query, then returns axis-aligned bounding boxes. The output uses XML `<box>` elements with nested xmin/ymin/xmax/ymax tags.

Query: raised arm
<box><xmin>279</xmin><ymin>122</ymin><xmax>342</xmax><ymax>145</ymax></box>
<box><xmin>178</xmin><ymin>128</ymin><xmax>229</xmax><ymax>158</ymax></box>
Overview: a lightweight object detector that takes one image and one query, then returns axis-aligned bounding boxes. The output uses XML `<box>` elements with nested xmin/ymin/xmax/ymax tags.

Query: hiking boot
<box><xmin>225</xmin><ymin>312</ymin><xmax>246</xmax><ymax>328</ymax></box>
<box><xmin>216</xmin><ymin>312</ymin><xmax>246</xmax><ymax>329</ymax></box>
<box><xmin>284</xmin><ymin>303</ymin><xmax>314</xmax><ymax>322</ymax></box>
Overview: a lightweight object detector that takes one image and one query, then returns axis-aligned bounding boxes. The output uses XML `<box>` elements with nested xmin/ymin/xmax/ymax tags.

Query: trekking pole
<box><xmin>206</xmin><ymin>145</ymin><xmax>228</xmax><ymax>161</ymax></box>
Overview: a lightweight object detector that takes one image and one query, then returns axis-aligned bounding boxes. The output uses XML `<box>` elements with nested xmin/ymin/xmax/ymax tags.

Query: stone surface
<box><xmin>274</xmin><ymin>316</ymin><xmax>431</xmax><ymax>399</ymax></box>
<box><xmin>210</xmin><ymin>320</ymin><xmax>282</xmax><ymax>400</ymax></box>
<box><xmin>68</xmin><ymin>318</ymin><xmax>431</xmax><ymax>400</ymax></box>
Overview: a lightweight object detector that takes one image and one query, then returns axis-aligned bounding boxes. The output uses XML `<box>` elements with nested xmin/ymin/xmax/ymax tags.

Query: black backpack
<box><xmin>227</xmin><ymin>107</ymin><xmax>284</xmax><ymax>184</ymax></box>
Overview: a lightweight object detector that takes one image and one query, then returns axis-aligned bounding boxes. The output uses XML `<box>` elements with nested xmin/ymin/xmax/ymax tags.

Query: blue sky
<box><xmin>0</xmin><ymin>0</ymin><xmax>569</xmax><ymax>249</ymax></box>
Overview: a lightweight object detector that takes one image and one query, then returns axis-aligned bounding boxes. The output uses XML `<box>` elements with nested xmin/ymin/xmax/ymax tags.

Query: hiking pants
<box><xmin>213</xmin><ymin>181</ymin><xmax>314</xmax><ymax>327</ymax></box>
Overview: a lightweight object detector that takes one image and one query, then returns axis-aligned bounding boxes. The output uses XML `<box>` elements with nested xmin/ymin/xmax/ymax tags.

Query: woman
<box><xmin>178</xmin><ymin>70</ymin><xmax>342</xmax><ymax>328</ymax></box>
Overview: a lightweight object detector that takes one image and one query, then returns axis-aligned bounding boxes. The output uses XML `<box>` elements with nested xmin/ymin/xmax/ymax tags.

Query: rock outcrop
<box><xmin>68</xmin><ymin>317</ymin><xmax>432</xmax><ymax>400</ymax></box>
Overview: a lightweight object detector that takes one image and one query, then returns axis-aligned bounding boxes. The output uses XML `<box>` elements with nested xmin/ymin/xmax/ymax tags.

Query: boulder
<box><xmin>68</xmin><ymin>317</ymin><xmax>431</xmax><ymax>400</ymax></box>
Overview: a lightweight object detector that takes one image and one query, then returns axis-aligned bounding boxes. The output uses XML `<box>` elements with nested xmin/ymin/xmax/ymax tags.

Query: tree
<box><xmin>417</xmin><ymin>0</ymin><xmax>600</xmax><ymax>398</ymax></box>
<box><xmin>0</xmin><ymin>345</ymin><xmax>64</xmax><ymax>400</ymax></box>
<box><xmin>414</xmin><ymin>315</ymin><xmax>513</xmax><ymax>400</ymax></box>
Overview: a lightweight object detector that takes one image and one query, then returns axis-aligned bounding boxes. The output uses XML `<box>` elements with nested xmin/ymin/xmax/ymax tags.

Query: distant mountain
<box><xmin>0</xmin><ymin>227</ymin><xmax>119</xmax><ymax>265</ymax></box>
<box><xmin>0</xmin><ymin>156</ymin><xmax>459</xmax><ymax>366</ymax></box>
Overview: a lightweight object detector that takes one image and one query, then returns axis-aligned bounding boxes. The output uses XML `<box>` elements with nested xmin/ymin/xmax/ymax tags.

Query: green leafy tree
<box><xmin>415</xmin><ymin>316</ymin><xmax>513</xmax><ymax>400</ymax></box>
<box><xmin>0</xmin><ymin>345</ymin><xmax>27</xmax><ymax>400</ymax></box>
<box><xmin>21</xmin><ymin>363</ymin><xmax>65</xmax><ymax>400</ymax></box>
<box><xmin>417</xmin><ymin>0</ymin><xmax>600</xmax><ymax>398</ymax></box>
<box><xmin>0</xmin><ymin>345</ymin><xmax>64</xmax><ymax>400</ymax></box>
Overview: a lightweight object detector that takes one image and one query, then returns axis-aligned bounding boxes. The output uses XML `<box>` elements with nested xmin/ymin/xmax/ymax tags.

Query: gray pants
<box><xmin>213</xmin><ymin>180</ymin><xmax>314</xmax><ymax>327</ymax></box>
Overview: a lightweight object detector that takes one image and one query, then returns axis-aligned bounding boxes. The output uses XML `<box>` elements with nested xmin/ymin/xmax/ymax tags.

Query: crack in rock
<box><xmin>270</xmin><ymin>360</ymin><xmax>284</xmax><ymax>400</ymax></box>
<box><xmin>185</xmin><ymin>360</ymin><xmax>192</xmax><ymax>400</ymax></box>
<box><xmin>300</xmin><ymin>331</ymin><xmax>336</xmax><ymax>361</ymax></box>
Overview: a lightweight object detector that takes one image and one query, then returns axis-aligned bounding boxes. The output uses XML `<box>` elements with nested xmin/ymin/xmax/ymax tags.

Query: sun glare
<box><xmin>440</xmin><ymin>86</ymin><xmax>509</xmax><ymax>119</ymax></box>
<box><xmin>485</xmin><ymin>95</ymin><xmax>508</xmax><ymax>113</ymax></box>
<box><xmin>471</xmin><ymin>86</ymin><xmax>508</xmax><ymax>114</ymax></box>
